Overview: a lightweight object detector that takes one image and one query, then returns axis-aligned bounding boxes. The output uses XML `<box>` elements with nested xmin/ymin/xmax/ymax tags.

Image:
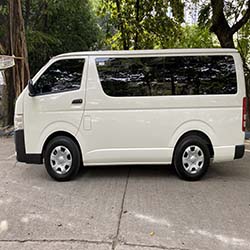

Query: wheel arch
<box><xmin>173</xmin><ymin>130</ymin><xmax>214</xmax><ymax>159</ymax></box>
<box><xmin>42</xmin><ymin>131</ymin><xmax>83</xmax><ymax>162</ymax></box>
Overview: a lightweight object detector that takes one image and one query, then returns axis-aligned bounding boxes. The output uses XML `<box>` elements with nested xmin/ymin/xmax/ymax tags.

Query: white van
<box><xmin>14</xmin><ymin>49</ymin><xmax>246</xmax><ymax>181</ymax></box>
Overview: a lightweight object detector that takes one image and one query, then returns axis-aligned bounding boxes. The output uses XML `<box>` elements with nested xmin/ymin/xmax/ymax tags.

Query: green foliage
<box><xmin>24</xmin><ymin>0</ymin><xmax>101</xmax><ymax>75</ymax></box>
<box><xmin>2</xmin><ymin>0</ymin><xmax>248</xmax><ymax>75</ymax></box>
<box><xmin>97</xmin><ymin>0</ymin><xmax>216</xmax><ymax>50</ymax></box>
<box><xmin>237</xmin><ymin>21</ymin><xmax>250</xmax><ymax>65</ymax></box>
<box><xmin>26</xmin><ymin>30</ymin><xmax>62</xmax><ymax>75</ymax></box>
<box><xmin>98</xmin><ymin>0</ymin><xmax>184</xmax><ymax>49</ymax></box>
<box><xmin>177</xmin><ymin>25</ymin><xmax>214</xmax><ymax>48</ymax></box>
<box><xmin>0</xmin><ymin>2</ymin><xmax>8</xmax><ymax>50</ymax></box>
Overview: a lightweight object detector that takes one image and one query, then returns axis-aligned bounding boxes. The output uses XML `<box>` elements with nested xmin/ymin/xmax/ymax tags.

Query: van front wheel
<box><xmin>173</xmin><ymin>136</ymin><xmax>210</xmax><ymax>181</ymax></box>
<box><xmin>44</xmin><ymin>136</ymin><xmax>81</xmax><ymax>181</ymax></box>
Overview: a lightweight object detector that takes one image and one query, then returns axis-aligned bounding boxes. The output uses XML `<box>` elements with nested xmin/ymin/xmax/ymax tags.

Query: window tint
<box><xmin>35</xmin><ymin>59</ymin><xmax>85</xmax><ymax>94</ymax></box>
<box><xmin>96</xmin><ymin>56</ymin><xmax>237</xmax><ymax>97</ymax></box>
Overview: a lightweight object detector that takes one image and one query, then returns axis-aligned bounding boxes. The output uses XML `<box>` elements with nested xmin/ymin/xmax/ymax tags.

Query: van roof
<box><xmin>54</xmin><ymin>48</ymin><xmax>238</xmax><ymax>58</ymax></box>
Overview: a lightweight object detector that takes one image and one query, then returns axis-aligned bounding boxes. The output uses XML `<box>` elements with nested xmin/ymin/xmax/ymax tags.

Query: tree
<box><xmin>210</xmin><ymin>0</ymin><xmax>250</xmax><ymax>48</ymax></box>
<box><xmin>237</xmin><ymin>19</ymin><xmax>250</xmax><ymax>66</ymax></box>
<box><xmin>98</xmin><ymin>0</ymin><xmax>184</xmax><ymax>50</ymax></box>
<box><xmin>176</xmin><ymin>25</ymin><xmax>214</xmax><ymax>48</ymax></box>
<box><xmin>23</xmin><ymin>0</ymin><xmax>101</xmax><ymax>75</ymax></box>
<box><xmin>0</xmin><ymin>0</ymin><xmax>29</xmax><ymax>126</ymax></box>
<box><xmin>9</xmin><ymin>0</ymin><xmax>30</xmax><ymax>96</ymax></box>
<box><xmin>198</xmin><ymin>0</ymin><xmax>250</xmax><ymax>48</ymax></box>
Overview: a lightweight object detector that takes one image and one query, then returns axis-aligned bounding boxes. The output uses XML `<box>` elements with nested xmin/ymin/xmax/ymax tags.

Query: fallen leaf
<box><xmin>150</xmin><ymin>231</ymin><xmax>155</xmax><ymax>236</ymax></box>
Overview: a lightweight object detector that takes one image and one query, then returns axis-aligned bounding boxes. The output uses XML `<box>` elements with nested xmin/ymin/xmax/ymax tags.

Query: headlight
<box><xmin>14</xmin><ymin>114</ymin><xmax>24</xmax><ymax>130</ymax></box>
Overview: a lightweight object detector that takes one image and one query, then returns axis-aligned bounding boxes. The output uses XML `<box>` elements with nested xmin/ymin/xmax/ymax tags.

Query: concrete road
<box><xmin>0</xmin><ymin>137</ymin><xmax>250</xmax><ymax>250</ymax></box>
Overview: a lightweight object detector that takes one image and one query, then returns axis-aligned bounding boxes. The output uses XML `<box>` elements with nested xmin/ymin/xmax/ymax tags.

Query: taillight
<box><xmin>242</xmin><ymin>97</ymin><xmax>247</xmax><ymax>131</ymax></box>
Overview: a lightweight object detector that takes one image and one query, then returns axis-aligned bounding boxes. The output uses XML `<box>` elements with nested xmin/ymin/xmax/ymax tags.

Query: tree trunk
<box><xmin>2</xmin><ymin>0</ymin><xmax>30</xmax><ymax>126</ymax></box>
<box><xmin>10</xmin><ymin>0</ymin><xmax>30</xmax><ymax>97</ymax></box>
<box><xmin>210</xmin><ymin>0</ymin><xmax>235</xmax><ymax>48</ymax></box>
<box><xmin>211</xmin><ymin>26</ymin><xmax>235</xmax><ymax>48</ymax></box>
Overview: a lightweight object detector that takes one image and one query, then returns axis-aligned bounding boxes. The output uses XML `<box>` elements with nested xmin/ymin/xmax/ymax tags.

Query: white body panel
<box><xmin>15</xmin><ymin>49</ymin><xmax>245</xmax><ymax>166</ymax></box>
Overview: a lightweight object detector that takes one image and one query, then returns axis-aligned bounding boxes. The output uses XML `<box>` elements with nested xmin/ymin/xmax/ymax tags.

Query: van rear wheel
<box><xmin>173</xmin><ymin>135</ymin><xmax>210</xmax><ymax>181</ymax></box>
<box><xmin>44</xmin><ymin>136</ymin><xmax>81</xmax><ymax>181</ymax></box>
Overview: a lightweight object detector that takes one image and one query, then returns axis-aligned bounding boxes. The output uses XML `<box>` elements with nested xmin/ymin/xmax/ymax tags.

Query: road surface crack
<box><xmin>0</xmin><ymin>239</ymin><xmax>111</xmax><ymax>245</ymax></box>
<box><xmin>112</xmin><ymin>167</ymin><xmax>131</xmax><ymax>250</ymax></box>
<box><xmin>124</xmin><ymin>242</ymin><xmax>191</xmax><ymax>250</ymax></box>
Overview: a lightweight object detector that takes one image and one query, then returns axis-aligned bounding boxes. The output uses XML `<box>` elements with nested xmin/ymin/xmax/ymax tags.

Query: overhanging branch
<box><xmin>231</xmin><ymin>0</ymin><xmax>250</xmax><ymax>34</ymax></box>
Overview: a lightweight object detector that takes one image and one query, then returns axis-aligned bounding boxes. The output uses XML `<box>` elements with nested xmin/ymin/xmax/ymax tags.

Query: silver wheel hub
<box><xmin>182</xmin><ymin>145</ymin><xmax>204</xmax><ymax>174</ymax></box>
<box><xmin>50</xmin><ymin>146</ymin><xmax>72</xmax><ymax>175</ymax></box>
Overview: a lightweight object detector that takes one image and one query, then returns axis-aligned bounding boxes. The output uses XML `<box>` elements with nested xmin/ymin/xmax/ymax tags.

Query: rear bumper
<box><xmin>234</xmin><ymin>145</ymin><xmax>245</xmax><ymax>159</ymax></box>
<box><xmin>15</xmin><ymin>130</ymin><xmax>43</xmax><ymax>164</ymax></box>
<box><xmin>210</xmin><ymin>144</ymin><xmax>245</xmax><ymax>163</ymax></box>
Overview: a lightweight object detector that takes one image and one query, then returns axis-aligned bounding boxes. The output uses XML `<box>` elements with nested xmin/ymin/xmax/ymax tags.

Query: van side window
<box><xmin>35</xmin><ymin>59</ymin><xmax>85</xmax><ymax>95</ymax></box>
<box><xmin>96</xmin><ymin>56</ymin><xmax>237</xmax><ymax>96</ymax></box>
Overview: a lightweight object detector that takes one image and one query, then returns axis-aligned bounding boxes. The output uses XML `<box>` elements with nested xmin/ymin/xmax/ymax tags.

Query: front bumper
<box><xmin>15</xmin><ymin>130</ymin><xmax>43</xmax><ymax>164</ymax></box>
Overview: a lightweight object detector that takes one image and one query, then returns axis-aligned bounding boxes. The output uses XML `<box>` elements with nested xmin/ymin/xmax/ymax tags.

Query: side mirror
<box><xmin>28</xmin><ymin>79</ymin><xmax>36</xmax><ymax>97</ymax></box>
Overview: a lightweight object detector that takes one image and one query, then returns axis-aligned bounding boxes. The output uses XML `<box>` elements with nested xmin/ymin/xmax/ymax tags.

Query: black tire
<box><xmin>44</xmin><ymin>136</ymin><xmax>81</xmax><ymax>181</ymax></box>
<box><xmin>173</xmin><ymin>135</ymin><xmax>210</xmax><ymax>181</ymax></box>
